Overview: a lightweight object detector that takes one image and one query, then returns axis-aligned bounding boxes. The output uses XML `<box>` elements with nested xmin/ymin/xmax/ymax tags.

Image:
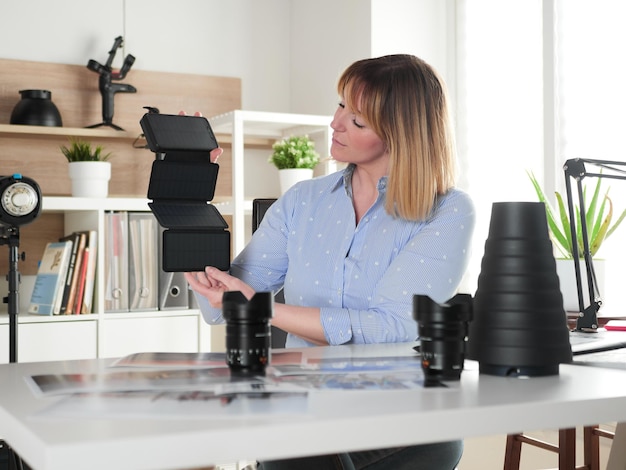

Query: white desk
<box><xmin>1</xmin><ymin>342</ymin><xmax>626</xmax><ymax>470</ymax></box>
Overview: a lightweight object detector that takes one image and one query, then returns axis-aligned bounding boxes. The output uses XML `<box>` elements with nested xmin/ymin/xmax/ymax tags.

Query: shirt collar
<box><xmin>335</xmin><ymin>164</ymin><xmax>388</xmax><ymax>197</ymax></box>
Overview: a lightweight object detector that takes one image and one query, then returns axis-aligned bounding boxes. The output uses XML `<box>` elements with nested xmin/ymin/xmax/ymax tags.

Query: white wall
<box><xmin>289</xmin><ymin>0</ymin><xmax>455</xmax><ymax>116</ymax></box>
<box><xmin>0</xmin><ymin>0</ymin><xmax>452</xmax><ymax>116</ymax></box>
<box><xmin>0</xmin><ymin>0</ymin><xmax>293</xmax><ymax>113</ymax></box>
<box><xmin>371</xmin><ymin>0</ymin><xmax>452</xmax><ymax>78</ymax></box>
<box><xmin>289</xmin><ymin>0</ymin><xmax>372</xmax><ymax>115</ymax></box>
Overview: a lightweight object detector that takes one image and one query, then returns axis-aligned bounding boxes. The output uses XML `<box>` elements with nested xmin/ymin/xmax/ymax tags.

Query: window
<box><xmin>555</xmin><ymin>0</ymin><xmax>626</xmax><ymax>314</ymax></box>
<box><xmin>456</xmin><ymin>0</ymin><xmax>543</xmax><ymax>292</ymax></box>
<box><xmin>457</xmin><ymin>0</ymin><xmax>625</xmax><ymax>314</ymax></box>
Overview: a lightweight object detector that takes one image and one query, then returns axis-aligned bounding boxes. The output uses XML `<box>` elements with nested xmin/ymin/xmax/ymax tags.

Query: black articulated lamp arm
<box><xmin>563</xmin><ymin>158</ymin><xmax>626</xmax><ymax>332</ymax></box>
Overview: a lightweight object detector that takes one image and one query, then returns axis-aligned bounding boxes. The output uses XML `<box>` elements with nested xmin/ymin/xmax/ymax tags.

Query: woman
<box><xmin>186</xmin><ymin>54</ymin><xmax>475</xmax><ymax>469</ymax></box>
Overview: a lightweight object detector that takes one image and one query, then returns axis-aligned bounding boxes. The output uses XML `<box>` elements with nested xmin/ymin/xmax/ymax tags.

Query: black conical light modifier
<box><xmin>467</xmin><ymin>202</ymin><xmax>572</xmax><ymax>377</ymax></box>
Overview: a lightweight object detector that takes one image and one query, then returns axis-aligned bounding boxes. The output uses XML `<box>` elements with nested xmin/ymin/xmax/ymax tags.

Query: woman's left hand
<box><xmin>184</xmin><ymin>267</ymin><xmax>255</xmax><ymax>309</ymax></box>
<box><xmin>178</xmin><ymin>110</ymin><xmax>223</xmax><ymax>163</ymax></box>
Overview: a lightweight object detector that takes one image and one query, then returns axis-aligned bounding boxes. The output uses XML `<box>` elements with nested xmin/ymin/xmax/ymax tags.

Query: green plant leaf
<box><xmin>554</xmin><ymin>191</ymin><xmax>574</xmax><ymax>256</ymax></box>
<box><xmin>527</xmin><ymin>171</ymin><xmax>571</xmax><ymax>257</ymax></box>
<box><xmin>269</xmin><ymin>135</ymin><xmax>320</xmax><ymax>170</ymax></box>
<box><xmin>585</xmin><ymin>178</ymin><xmax>602</xmax><ymax>240</ymax></box>
<box><xmin>589</xmin><ymin>192</ymin><xmax>608</xmax><ymax>252</ymax></box>
<box><xmin>590</xmin><ymin>196</ymin><xmax>612</xmax><ymax>256</ymax></box>
<box><xmin>607</xmin><ymin>207</ymin><xmax>626</xmax><ymax>238</ymax></box>
<box><xmin>527</xmin><ymin>169</ymin><xmax>625</xmax><ymax>259</ymax></box>
<box><xmin>60</xmin><ymin>137</ymin><xmax>111</xmax><ymax>162</ymax></box>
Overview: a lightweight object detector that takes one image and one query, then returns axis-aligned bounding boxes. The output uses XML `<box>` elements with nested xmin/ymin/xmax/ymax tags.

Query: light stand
<box><xmin>0</xmin><ymin>174</ymin><xmax>42</xmax><ymax>362</ymax></box>
<box><xmin>563</xmin><ymin>158</ymin><xmax>626</xmax><ymax>332</ymax></box>
<box><xmin>0</xmin><ymin>175</ymin><xmax>41</xmax><ymax>470</ymax></box>
<box><xmin>1</xmin><ymin>227</ymin><xmax>22</xmax><ymax>363</ymax></box>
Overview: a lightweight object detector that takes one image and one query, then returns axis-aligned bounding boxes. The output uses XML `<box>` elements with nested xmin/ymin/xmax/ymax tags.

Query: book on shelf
<box><xmin>28</xmin><ymin>240</ymin><xmax>73</xmax><ymax>316</ymax></box>
<box><xmin>58</xmin><ymin>231</ymin><xmax>87</xmax><ymax>315</ymax></box>
<box><xmin>57</xmin><ymin>232</ymin><xmax>80</xmax><ymax>315</ymax></box>
<box><xmin>73</xmin><ymin>244</ymin><xmax>90</xmax><ymax>314</ymax></box>
<box><xmin>80</xmin><ymin>230</ymin><xmax>98</xmax><ymax>314</ymax></box>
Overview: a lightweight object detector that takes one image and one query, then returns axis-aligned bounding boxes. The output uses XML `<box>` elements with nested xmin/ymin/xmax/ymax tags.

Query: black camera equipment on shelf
<box><xmin>86</xmin><ymin>36</ymin><xmax>136</xmax><ymax>131</ymax></box>
<box><xmin>140</xmin><ymin>112</ymin><xmax>231</xmax><ymax>272</ymax></box>
<box><xmin>0</xmin><ymin>174</ymin><xmax>42</xmax><ymax>364</ymax></box>
<box><xmin>564</xmin><ymin>158</ymin><xmax>626</xmax><ymax>332</ymax></box>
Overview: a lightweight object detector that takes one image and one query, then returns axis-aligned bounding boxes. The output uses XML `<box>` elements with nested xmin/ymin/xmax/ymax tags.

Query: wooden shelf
<box><xmin>0</xmin><ymin>123</ymin><xmax>273</xmax><ymax>147</ymax></box>
<box><xmin>0</xmin><ymin>123</ymin><xmax>134</xmax><ymax>139</ymax></box>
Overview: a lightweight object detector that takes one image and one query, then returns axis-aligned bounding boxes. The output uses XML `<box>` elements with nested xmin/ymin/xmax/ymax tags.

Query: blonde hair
<box><xmin>337</xmin><ymin>54</ymin><xmax>457</xmax><ymax>221</ymax></box>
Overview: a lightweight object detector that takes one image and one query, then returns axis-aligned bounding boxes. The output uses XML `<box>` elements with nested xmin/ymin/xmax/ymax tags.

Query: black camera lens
<box><xmin>222</xmin><ymin>291</ymin><xmax>274</xmax><ymax>375</ymax></box>
<box><xmin>413</xmin><ymin>294</ymin><xmax>473</xmax><ymax>383</ymax></box>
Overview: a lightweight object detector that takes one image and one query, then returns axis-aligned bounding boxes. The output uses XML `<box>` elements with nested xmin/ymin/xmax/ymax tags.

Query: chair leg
<box><xmin>505</xmin><ymin>426</ymin><xmax>614</xmax><ymax>470</ymax></box>
<box><xmin>504</xmin><ymin>434</ymin><xmax>523</xmax><ymax>470</ymax></box>
<box><xmin>558</xmin><ymin>428</ymin><xmax>576</xmax><ymax>470</ymax></box>
<box><xmin>584</xmin><ymin>426</ymin><xmax>600</xmax><ymax>470</ymax></box>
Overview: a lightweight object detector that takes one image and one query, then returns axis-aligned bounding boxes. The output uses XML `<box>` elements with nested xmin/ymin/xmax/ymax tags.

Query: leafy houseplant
<box><xmin>528</xmin><ymin>170</ymin><xmax>626</xmax><ymax>259</ymax></box>
<box><xmin>268</xmin><ymin>135</ymin><xmax>320</xmax><ymax>170</ymax></box>
<box><xmin>60</xmin><ymin>138</ymin><xmax>111</xmax><ymax>162</ymax></box>
<box><xmin>62</xmin><ymin>138</ymin><xmax>112</xmax><ymax>197</ymax></box>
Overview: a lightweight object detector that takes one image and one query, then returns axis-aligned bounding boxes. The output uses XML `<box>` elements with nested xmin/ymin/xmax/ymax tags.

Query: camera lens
<box><xmin>222</xmin><ymin>291</ymin><xmax>273</xmax><ymax>375</ymax></box>
<box><xmin>413</xmin><ymin>294</ymin><xmax>473</xmax><ymax>382</ymax></box>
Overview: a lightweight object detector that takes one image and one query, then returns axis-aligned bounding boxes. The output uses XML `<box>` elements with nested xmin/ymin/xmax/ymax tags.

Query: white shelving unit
<box><xmin>0</xmin><ymin>110</ymin><xmax>333</xmax><ymax>364</ymax></box>
<box><xmin>0</xmin><ymin>196</ymin><xmax>225</xmax><ymax>364</ymax></box>
<box><xmin>209</xmin><ymin>110</ymin><xmax>333</xmax><ymax>255</ymax></box>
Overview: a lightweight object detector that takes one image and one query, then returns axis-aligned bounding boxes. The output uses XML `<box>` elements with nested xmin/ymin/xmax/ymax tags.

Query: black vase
<box><xmin>467</xmin><ymin>201</ymin><xmax>572</xmax><ymax>376</ymax></box>
<box><xmin>10</xmin><ymin>89</ymin><xmax>63</xmax><ymax>127</ymax></box>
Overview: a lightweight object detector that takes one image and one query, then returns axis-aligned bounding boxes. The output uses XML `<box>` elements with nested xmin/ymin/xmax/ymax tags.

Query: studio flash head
<box><xmin>0</xmin><ymin>174</ymin><xmax>42</xmax><ymax>228</ymax></box>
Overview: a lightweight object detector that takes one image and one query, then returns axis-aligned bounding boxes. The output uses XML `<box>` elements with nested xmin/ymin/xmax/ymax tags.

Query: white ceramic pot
<box><xmin>555</xmin><ymin>258</ymin><xmax>605</xmax><ymax>312</ymax></box>
<box><xmin>68</xmin><ymin>161</ymin><xmax>112</xmax><ymax>198</ymax></box>
<box><xmin>278</xmin><ymin>168</ymin><xmax>313</xmax><ymax>194</ymax></box>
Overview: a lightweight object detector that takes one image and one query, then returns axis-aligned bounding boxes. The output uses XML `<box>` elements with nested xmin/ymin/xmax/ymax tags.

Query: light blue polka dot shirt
<box><xmin>196</xmin><ymin>164</ymin><xmax>475</xmax><ymax>348</ymax></box>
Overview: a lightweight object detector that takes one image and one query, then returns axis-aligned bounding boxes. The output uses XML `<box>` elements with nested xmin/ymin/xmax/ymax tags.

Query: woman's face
<box><xmin>330</xmin><ymin>98</ymin><xmax>387</xmax><ymax>167</ymax></box>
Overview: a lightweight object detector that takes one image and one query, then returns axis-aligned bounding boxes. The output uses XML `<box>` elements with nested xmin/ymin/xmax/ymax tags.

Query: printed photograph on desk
<box><xmin>25</xmin><ymin>367</ymin><xmax>257</xmax><ymax>396</ymax></box>
<box><xmin>270</xmin><ymin>370</ymin><xmax>426</xmax><ymax>390</ymax></box>
<box><xmin>32</xmin><ymin>385</ymin><xmax>310</xmax><ymax>420</ymax></box>
<box><xmin>110</xmin><ymin>350</ymin><xmax>304</xmax><ymax>369</ymax></box>
<box><xmin>270</xmin><ymin>355</ymin><xmax>422</xmax><ymax>376</ymax></box>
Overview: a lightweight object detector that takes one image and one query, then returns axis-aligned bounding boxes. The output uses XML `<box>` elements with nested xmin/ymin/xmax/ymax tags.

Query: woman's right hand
<box><xmin>185</xmin><ymin>267</ymin><xmax>255</xmax><ymax>309</ymax></box>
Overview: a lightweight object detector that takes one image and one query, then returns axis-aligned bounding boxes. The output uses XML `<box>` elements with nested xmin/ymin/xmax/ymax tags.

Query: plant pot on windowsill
<box><xmin>269</xmin><ymin>135</ymin><xmax>320</xmax><ymax>194</ymax></box>
<box><xmin>61</xmin><ymin>138</ymin><xmax>112</xmax><ymax>198</ymax></box>
<box><xmin>555</xmin><ymin>258</ymin><xmax>606</xmax><ymax>312</ymax></box>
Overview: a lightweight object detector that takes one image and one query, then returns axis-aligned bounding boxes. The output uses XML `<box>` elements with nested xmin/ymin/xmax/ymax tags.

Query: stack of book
<box><xmin>28</xmin><ymin>230</ymin><xmax>98</xmax><ymax>315</ymax></box>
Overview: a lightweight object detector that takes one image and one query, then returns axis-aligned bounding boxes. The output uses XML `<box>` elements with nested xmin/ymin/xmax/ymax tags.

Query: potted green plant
<box><xmin>269</xmin><ymin>135</ymin><xmax>320</xmax><ymax>193</ymax></box>
<box><xmin>61</xmin><ymin>138</ymin><xmax>111</xmax><ymax>162</ymax></box>
<box><xmin>527</xmin><ymin>170</ymin><xmax>626</xmax><ymax>259</ymax></box>
<box><xmin>61</xmin><ymin>138</ymin><xmax>112</xmax><ymax>197</ymax></box>
<box><xmin>528</xmin><ymin>170</ymin><xmax>626</xmax><ymax>310</ymax></box>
